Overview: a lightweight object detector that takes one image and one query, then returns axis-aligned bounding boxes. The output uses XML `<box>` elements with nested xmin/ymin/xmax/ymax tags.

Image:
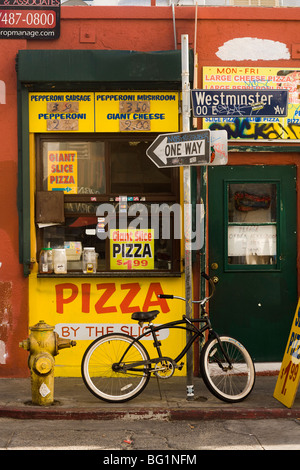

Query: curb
<box><xmin>1</xmin><ymin>405</ymin><xmax>299</xmax><ymax>421</ymax></box>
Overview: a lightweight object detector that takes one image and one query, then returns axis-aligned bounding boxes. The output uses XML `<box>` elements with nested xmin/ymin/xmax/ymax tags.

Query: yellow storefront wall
<box><xmin>29</xmin><ymin>275</ymin><xmax>186</xmax><ymax>377</ymax></box>
<box><xmin>28</xmin><ymin>89</ymin><xmax>186</xmax><ymax>377</ymax></box>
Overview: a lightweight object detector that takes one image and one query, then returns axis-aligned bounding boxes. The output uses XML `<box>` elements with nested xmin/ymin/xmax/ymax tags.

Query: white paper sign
<box><xmin>228</xmin><ymin>225</ymin><xmax>276</xmax><ymax>257</ymax></box>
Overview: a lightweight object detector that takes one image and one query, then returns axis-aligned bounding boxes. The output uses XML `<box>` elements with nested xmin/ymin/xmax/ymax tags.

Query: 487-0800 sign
<box><xmin>0</xmin><ymin>0</ymin><xmax>60</xmax><ymax>39</ymax></box>
<box><xmin>0</xmin><ymin>10</ymin><xmax>56</xmax><ymax>27</ymax></box>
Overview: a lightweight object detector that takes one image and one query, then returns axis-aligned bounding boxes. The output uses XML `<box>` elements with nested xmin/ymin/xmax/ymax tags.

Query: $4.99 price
<box><xmin>279</xmin><ymin>360</ymin><xmax>299</xmax><ymax>396</ymax></box>
<box><xmin>0</xmin><ymin>10</ymin><xmax>56</xmax><ymax>28</ymax></box>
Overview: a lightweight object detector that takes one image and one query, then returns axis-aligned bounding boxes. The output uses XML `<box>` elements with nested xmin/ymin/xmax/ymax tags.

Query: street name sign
<box><xmin>191</xmin><ymin>89</ymin><xmax>289</xmax><ymax>118</ymax></box>
<box><xmin>146</xmin><ymin>129</ymin><xmax>211</xmax><ymax>168</ymax></box>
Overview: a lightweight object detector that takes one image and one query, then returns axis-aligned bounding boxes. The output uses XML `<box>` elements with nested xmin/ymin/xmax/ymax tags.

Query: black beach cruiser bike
<box><xmin>81</xmin><ymin>273</ymin><xmax>255</xmax><ymax>403</ymax></box>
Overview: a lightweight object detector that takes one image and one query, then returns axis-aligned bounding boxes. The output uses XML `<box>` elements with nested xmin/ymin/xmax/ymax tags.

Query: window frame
<box><xmin>224</xmin><ymin>179</ymin><xmax>281</xmax><ymax>272</ymax></box>
<box><xmin>35</xmin><ymin>133</ymin><xmax>182</xmax><ymax>276</ymax></box>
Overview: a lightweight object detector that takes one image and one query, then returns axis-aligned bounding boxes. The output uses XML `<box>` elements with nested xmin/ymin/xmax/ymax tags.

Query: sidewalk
<box><xmin>0</xmin><ymin>375</ymin><xmax>299</xmax><ymax>421</ymax></box>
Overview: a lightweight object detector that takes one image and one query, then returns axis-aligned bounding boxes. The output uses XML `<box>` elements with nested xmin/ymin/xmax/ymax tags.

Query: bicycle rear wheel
<box><xmin>200</xmin><ymin>335</ymin><xmax>255</xmax><ymax>403</ymax></box>
<box><xmin>81</xmin><ymin>333</ymin><xmax>151</xmax><ymax>403</ymax></box>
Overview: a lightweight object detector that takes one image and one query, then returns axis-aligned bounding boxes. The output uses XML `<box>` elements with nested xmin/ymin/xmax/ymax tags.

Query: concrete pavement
<box><xmin>0</xmin><ymin>374</ymin><xmax>299</xmax><ymax>421</ymax></box>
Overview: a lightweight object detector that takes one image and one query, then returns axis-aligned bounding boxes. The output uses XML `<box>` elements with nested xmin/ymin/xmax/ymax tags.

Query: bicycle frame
<box><xmin>114</xmin><ymin>273</ymin><xmax>232</xmax><ymax>374</ymax></box>
<box><xmin>115</xmin><ymin>315</ymin><xmax>218</xmax><ymax>374</ymax></box>
<box><xmin>82</xmin><ymin>272</ymin><xmax>255</xmax><ymax>404</ymax></box>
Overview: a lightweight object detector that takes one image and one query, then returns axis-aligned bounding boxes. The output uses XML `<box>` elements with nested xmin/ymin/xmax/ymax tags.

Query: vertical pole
<box><xmin>181</xmin><ymin>34</ymin><xmax>194</xmax><ymax>401</ymax></box>
<box><xmin>172</xmin><ymin>2</ymin><xmax>177</xmax><ymax>50</ymax></box>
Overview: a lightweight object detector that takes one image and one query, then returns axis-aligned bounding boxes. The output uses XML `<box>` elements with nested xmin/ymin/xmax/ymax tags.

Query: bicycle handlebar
<box><xmin>158</xmin><ymin>272</ymin><xmax>215</xmax><ymax>304</ymax></box>
<box><xmin>201</xmin><ymin>271</ymin><xmax>210</xmax><ymax>281</ymax></box>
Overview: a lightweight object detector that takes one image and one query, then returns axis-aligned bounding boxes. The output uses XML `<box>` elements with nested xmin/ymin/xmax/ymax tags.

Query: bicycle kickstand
<box><xmin>155</xmin><ymin>374</ymin><xmax>163</xmax><ymax>400</ymax></box>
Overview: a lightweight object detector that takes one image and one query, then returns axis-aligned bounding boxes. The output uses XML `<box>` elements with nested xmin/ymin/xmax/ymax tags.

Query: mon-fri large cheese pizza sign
<box><xmin>274</xmin><ymin>299</ymin><xmax>300</xmax><ymax>408</ymax></box>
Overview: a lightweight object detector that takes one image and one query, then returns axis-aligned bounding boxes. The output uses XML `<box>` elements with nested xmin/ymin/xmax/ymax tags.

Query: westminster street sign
<box><xmin>191</xmin><ymin>89</ymin><xmax>288</xmax><ymax>118</ymax></box>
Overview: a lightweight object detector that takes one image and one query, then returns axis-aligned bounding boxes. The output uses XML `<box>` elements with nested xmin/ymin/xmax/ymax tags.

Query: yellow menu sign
<box><xmin>29</xmin><ymin>92</ymin><xmax>95</xmax><ymax>132</ymax></box>
<box><xmin>274</xmin><ymin>299</ymin><xmax>300</xmax><ymax>408</ymax></box>
<box><xmin>29</xmin><ymin>91</ymin><xmax>179</xmax><ymax>133</ymax></box>
<box><xmin>95</xmin><ymin>92</ymin><xmax>179</xmax><ymax>132</ymax></box>
<box><xmin>110</xmin><ymin>229</ymin><xmax>154</xmax><ymax>270</ymax></box>
<box><xmin>203</xmin><ymin>66</ymin><xmax>300</xmax><ymax>140</ymax></box>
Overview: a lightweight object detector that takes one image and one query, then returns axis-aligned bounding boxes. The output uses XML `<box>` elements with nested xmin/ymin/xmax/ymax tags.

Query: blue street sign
<box><xmin>191</xmin><ymin>89</ymin><xmax>289</xmax><ymax>118</ymax></box>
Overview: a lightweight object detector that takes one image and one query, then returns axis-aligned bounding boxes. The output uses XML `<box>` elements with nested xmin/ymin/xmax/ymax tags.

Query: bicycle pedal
<box><xmin>177</xmin><ymin>362</ymin><xmax>184</xmax><ymax>370</ymax></box>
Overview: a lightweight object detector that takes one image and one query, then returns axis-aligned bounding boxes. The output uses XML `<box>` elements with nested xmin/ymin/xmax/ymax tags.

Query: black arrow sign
<box><xmin>146</xmin><ymin>129</ymin><xmax>211</xmax><ymax>168</ymax></box>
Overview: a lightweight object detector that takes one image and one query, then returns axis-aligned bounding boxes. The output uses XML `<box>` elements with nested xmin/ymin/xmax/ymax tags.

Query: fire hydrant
<box><xmin>19</xmin><ymin>320</ymin><xmax>76</xmax><ymax>406</ymax></box>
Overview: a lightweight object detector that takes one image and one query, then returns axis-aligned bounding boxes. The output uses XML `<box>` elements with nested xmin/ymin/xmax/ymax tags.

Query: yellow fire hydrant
<box><xmin>19</xmin><ymin>320</ymin><xmax>76</xmax><ymax>406</ymax></box>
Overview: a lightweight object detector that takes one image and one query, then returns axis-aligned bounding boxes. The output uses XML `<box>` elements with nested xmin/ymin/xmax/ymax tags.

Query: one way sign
<box><xmin>146</xmin><ymin>129</ymin><xmax>211</xmax><ymax>168</ymax></box>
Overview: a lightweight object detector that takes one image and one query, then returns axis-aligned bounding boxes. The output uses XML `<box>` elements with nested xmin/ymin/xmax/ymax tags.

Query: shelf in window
<box><xmin>37</xmin><ymin>271</ymin><xmax>182</xmax><ymax>278</ymax></box>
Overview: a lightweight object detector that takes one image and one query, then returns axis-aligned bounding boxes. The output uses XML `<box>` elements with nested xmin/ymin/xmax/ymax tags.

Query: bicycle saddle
<box><xmin>131</xmin><ymin>310</ymin><xmax>159</xmax><ymax>323</ymax></box>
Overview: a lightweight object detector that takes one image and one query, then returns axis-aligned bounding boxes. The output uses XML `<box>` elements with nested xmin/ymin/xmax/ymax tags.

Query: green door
<box><xmin>208</xmin><ymin>165</ymin><xmax>297</xmax><ymax>362</ymax></box>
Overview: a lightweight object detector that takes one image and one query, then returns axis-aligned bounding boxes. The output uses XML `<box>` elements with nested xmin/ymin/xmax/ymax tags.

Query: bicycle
<box><xmin>81</xmin><ymin>273</ymin><xmax>256</xmax><ymax>403</ymax></box>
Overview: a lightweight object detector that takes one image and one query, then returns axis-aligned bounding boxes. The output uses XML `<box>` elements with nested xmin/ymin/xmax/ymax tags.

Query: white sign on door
<box><xmin>228</xmin><ymin>225</ymin><xmax>276</xmax><ymax>257</ymax></box>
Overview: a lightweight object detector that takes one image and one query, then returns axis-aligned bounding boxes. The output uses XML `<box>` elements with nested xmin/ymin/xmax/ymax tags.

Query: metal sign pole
<box><xmin>181</xmin><ymin>34</ymin><xmax>194</xmax><ymax>401</ymax></box>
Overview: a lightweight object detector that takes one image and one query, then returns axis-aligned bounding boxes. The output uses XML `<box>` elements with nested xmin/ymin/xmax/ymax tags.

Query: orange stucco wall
<box><xmin>1</xmin><ymin>5</ymin><xmax>300</xmax><ymax>376</ymax></box>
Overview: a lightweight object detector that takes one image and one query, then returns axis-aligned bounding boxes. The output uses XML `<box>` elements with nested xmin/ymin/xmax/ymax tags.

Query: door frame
<box><xmin>192</xmin><ymin>147</ymin><xmax>300</xmax><ymax>368</ymax></box>
<box><xmin>197</xmin><ymin>147</ymin><xmax>300</xmax><ymax>298</ymax></box>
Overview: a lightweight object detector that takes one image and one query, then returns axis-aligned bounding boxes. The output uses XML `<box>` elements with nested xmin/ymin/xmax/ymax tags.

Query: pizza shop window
<box><xmin>36</xmin><ymin>136</ymin><xmax>180</xmax><ymax>275</ymax></box>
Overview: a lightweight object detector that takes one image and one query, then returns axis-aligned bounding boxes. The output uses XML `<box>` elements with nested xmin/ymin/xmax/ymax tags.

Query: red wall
<box><xmin>1</xmin><ymin>5</ymin><xmax>300</xmax><ymax>376</ymax></box>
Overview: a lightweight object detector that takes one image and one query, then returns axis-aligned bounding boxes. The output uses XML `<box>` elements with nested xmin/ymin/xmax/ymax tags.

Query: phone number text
<box><xmin>0</xmin><ymin>9</ymin><xmax>56</xmax><ymax>28</ymax></box>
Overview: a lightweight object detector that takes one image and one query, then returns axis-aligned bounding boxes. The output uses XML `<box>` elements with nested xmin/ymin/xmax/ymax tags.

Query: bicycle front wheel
<box><xmin>200</xmin><ymin>336</ymin><xmax>255</xmax><ymax>403</ymax></box>
<box><xmin>81</xmin><ymin>333</ymin><xmax>151</xmax><ymax>403</ymax></box>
